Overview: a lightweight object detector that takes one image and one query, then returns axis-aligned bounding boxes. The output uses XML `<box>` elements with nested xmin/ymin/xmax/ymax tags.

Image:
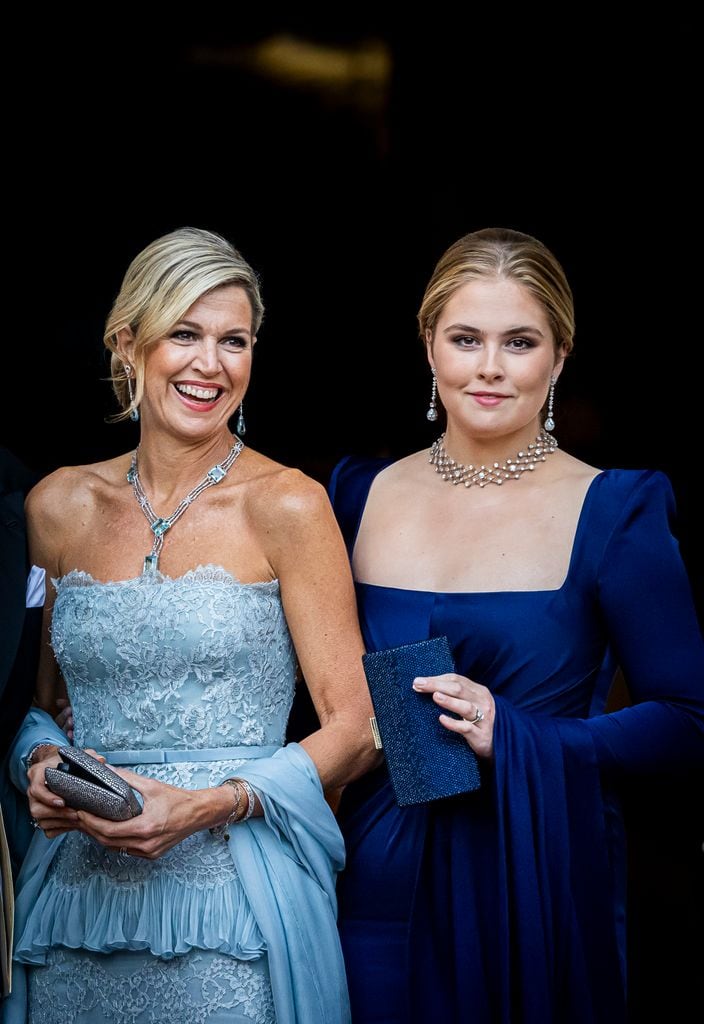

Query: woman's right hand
<box><xmin>26</xmin><ymin>746</ymin><xmax>83</xmax><ymax>837</ymax></box>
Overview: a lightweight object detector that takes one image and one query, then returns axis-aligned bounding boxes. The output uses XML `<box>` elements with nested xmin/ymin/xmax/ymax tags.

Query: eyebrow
<box><xmin>443</xmin><ymin>323</ymin><xmax>546</xmax><ymax>338</ymax></box>
<box><xmin>174</xmin><ymin>319</ymin><xmax>251</xmax><ymax>336</ymax></box>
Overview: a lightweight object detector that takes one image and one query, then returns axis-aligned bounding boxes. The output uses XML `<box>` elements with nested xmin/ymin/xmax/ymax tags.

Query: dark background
<box><xmin>4</xmin><ymin>19</ymin><xmax>701</xmax><ymax>1020</ymax></box>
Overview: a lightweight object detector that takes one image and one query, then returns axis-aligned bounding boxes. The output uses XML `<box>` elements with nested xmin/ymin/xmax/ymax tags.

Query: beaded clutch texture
<box><xmin>362</xmin><ymin>636</ymin><xmax>481</xmax><ymax>806</ymax></box>
<box><xmin>45</xmin><ymin>747</ymin><xmax>143</xmax><ymax>821</ymax></box>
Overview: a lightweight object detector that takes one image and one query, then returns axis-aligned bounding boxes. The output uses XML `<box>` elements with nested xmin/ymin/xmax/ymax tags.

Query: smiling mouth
<box><xmin>174</xmin><ymin>383</ymin><xmax>224</xmax><ymax>403</ymax></box>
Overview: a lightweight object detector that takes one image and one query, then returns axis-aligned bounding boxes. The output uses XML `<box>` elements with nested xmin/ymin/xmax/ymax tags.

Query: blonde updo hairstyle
<box><xmin>418</xmin><ymin>227</ymin><xmax>575</xmax><ymax>358</ymax></box>
<box><xmin>105</xmin><ymin>227</ymin><xmax>264</xmax><ymax>420</ymax></box>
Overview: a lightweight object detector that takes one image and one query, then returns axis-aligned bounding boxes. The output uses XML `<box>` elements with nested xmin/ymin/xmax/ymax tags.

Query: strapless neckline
<box><xmin>54</xmin><ymin>564</ymin><xmax>280</xmax><ymax>590</ymax></box>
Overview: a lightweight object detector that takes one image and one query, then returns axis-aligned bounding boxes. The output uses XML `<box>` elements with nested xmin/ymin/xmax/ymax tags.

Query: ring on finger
<box><xmin>467</xmin><ymin>707</ymin><xmax>484</xmax><ymax>725</ymax></box>
<box><xmin>30</xmin><ymin>817</ymin><xmax>40</xmax><ymax>830</ymax></box>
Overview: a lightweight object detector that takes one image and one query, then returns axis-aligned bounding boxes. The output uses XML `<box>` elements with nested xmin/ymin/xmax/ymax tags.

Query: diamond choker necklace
<box><xmin>429</xmin><ymin>431</ymin><xmax>557</xmax><ymax>488</ymax></box>
<box><xmin>128</xmin><ymin>437</ymin><xmax>244</xmax><ymax>573</ymax></box>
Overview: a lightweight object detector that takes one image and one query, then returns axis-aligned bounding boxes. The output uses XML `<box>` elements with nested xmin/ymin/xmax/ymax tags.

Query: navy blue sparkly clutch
<box><xmin>362</xmin><ymin>636</ymin><xmax>481</xmax><ymax>806</ymax></box>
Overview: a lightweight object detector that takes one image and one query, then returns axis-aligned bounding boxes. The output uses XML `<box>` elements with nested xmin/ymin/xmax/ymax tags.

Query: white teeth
<box><xmin>176</xmin><ymin>384</ymin><xmax>220</xmax><ymax>400</ymax></box>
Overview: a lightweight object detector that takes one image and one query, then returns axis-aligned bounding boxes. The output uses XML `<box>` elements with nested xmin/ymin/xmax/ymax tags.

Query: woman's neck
<box><xmin>132</xmin><ymin>427</ymin><xmax>236</xmax><ymax>508</ymax></box>
<box><xmin>441</xmin><ymin>420</ymin><xmax>545</xmax><ymax>467</ymax></box>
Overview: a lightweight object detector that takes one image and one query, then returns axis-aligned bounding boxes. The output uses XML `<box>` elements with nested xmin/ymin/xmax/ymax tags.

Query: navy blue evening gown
<box><xmin>330</xmin><ymin>458</ymin><xmax>704</xmax><ymax>1024</ymax></box>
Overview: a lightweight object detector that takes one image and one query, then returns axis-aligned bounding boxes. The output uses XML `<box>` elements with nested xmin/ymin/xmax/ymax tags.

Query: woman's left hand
<box><xmin>54</xmin><ymin>698</ymin><xmax>74</xmax><ymax>743</ymax></box>
<box><xmin>413</xmin><ymin>673</ymin><xmax>496</xmax><ymax>759</ymax></box>
<box><xmin>74</xmin><ymin>768</ymin><xmax>227</xmax><ymax>860</ymax></box>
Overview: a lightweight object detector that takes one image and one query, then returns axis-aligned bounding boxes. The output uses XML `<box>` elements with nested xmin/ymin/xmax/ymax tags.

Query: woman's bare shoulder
<box><xmin>550</xmin><ymin>449</ymin><xmax>602</xmax><ymax>486</ymax></box>
<box><xmin>365</xmin><ymin>449</ymin><xmax>434</xmax><ymax>495</ymax></box>
<box><xmin>241</xmin><ymin>450</ymin><xmax>332</xmax><ymax>528</ymax></box>
<box><xmin>25</xmin><ymin>455</ymin><xmax>131</xmax><ymax>525</ymax></box>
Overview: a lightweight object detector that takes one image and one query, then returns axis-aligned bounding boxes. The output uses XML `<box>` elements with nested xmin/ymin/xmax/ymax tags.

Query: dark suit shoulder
<box><xmin>0</xmin><ymin>447</ymin><xmax>40</xmax><ymax>497</ymax></box>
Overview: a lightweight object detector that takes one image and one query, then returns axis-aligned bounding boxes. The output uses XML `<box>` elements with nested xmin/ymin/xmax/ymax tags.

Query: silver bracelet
<box><xmin>237</xmin><ymin>778</ymin><xmax>256</xmax><ymax>822</ymax></box>
<box><xmin>211</xmin><ymin>780</ymin><xmax>243</xmax><ymax>840</ymax></box>
<box><xmin>209</xmin><ymin>778</ymin><xmax>256</xmax><ymax>840</ymax></box>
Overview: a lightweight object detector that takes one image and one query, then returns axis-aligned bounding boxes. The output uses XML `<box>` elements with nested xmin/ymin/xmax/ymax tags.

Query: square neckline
<box><xmin>351</xmin><ymin>465</ymin><xmax>605</xmax><ymax>598</ymax></box>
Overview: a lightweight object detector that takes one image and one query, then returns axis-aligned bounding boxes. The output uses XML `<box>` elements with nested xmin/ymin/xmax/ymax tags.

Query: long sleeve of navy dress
<box><xmin>329</xmin><ymin>459</ymin><xmax>704</xmax><ymax>1024</ymax></box>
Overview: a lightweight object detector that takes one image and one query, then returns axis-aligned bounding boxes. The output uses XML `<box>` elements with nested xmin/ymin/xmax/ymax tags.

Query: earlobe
<box><xmin>116</xmin><ymin>326</ymin><xmax>136</xmax><ymax>364</ymax></box>
<box><xmin>552</xmin><ymin>347</ymin><xmax>567</xmax><ymax>380</ymax></box>
<box><xmin>425</xmin><ymin>330</ymin><xmax>435</xmax><ymax>369</ymax></box>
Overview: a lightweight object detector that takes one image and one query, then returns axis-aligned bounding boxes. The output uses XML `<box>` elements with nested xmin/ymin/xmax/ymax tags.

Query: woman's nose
<box><xmin>476</xmin><ymin>347</ymin><xmax>505</xmax><ymax>380</ymax></box>
<box><xmin>191</xmin><ymin>339</ymin><xmax>221</xmax><ymax>375</ymax></box>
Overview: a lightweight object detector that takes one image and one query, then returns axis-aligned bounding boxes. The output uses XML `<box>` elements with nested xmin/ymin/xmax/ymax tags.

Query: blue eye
<box><xmin>222</xmin><ymin>336</ymin><xmax>248</xmax><ymax>349</ymax></box>
<box><xmin>171</xmin><ymin>330</ymin><xmax>197</xmax><ymax>342</ymax></box>
<box><xmin>507</xmin><ymin>337</ymin><xmax>535</xmax><ymax>350</ymax></box>
<box><xmin>452</xmin><ymin>335</ymin><xmax>480</xmax><ymax>348</ymax></box>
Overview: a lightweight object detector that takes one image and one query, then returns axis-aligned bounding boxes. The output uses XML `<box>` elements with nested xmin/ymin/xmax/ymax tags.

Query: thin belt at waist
<box><xmin>96</xmin><ymin>744</ymin><xmax>281</xmax><ymax>765</ymax></box>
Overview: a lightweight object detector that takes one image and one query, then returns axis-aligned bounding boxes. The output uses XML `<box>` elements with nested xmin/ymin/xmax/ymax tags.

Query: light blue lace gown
<box><xmin>6</xmin><ymin>567</ymin><xmax>350</xmax><ymax>1024</ymax></box>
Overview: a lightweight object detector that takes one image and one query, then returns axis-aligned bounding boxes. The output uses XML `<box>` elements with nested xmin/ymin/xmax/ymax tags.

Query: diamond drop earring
<box><xmin>125</xmin><ymin>364</ymin><xmax>139</xmax><ymax>423</ymax></box>
<box><xmin>237</xmin><ymin>402</ymin><xmax>246</xmax><ymax>436</ymax></box>
<box><xmin>544</xmin><ymin>375</ymin><xmax>556</xmax><ymax>432</ymax></box>
<box><xmin>426</xmin><ymin>369</ymin><xmax>438</xmax><ymax>422</ymax></box>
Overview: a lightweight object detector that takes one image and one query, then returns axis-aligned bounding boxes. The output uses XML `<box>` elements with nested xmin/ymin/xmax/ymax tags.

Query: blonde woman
<box><xmin>6</xmin><ymin>227</ymin><xmax>377</xmax><ymax>1023</ymax></box>
<box><xmin>329</xmin><ymin>227</ymin><xmax>704</xmax><ymax>1023</ymax></box>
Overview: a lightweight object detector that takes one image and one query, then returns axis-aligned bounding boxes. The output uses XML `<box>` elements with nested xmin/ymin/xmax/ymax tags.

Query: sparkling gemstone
<box><xmin>143</xmin><ymin>554</ymin><xmax>159</xmax><ymax>573</ymax></box>
<box><xmin>208</xmin><ymin>464</ymin><xmax>227</xmax><ymax>483</ymax></box>
<box><xmin>151</xmin><ymin>518</ymin><xmax>171</xmax><ymax>537</ymax></box>
<box><xmin>426</xmin><ymin>408</ymin><xmax>438</xmax><ymax>421</ymax></box>
<box><xmin>544</xmin><ymin>417</ymin><xmax>555</xmax><ymax>431</ymax></box>
<box><xmin>127</xmin><ymin>467</ymin><xmax>136</xmax><ymax>483</ymax></box>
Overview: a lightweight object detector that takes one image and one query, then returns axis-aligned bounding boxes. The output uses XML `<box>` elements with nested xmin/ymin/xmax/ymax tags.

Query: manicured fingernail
<box><xmin>412</xmin><ymin>678</ymin><xmax>425</xmax><ymax>690</ymax></box>
<box><xmin>52</xmin><ymin>799</ymin><xmax>65</xmax><ymax>808</ymax></box>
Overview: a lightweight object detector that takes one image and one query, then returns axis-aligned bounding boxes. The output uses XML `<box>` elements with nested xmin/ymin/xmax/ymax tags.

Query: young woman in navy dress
<box><xmin>329</xmin><ymin>228</ymin><xmax>704</xmax><ymax>1023</ymax></box>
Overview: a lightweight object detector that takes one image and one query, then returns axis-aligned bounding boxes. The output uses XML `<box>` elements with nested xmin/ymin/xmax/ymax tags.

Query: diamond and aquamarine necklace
<box><xmin>127</xmin><ymin>437</ymin><xmax>244</xmax><ymax>573</ymax></box>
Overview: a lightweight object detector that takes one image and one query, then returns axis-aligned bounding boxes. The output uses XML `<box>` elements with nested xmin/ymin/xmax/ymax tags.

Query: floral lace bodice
<box><xmin>51</xmin><ymin>566</ymin><xmax>297</xmax><ymax>752</ymax></box>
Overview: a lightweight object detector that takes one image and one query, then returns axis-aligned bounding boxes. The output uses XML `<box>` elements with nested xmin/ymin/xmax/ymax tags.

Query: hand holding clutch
<box><xmin>45</xmin><ymin>747</ymin><xmax>143</xmax><ymax>821</ymax></box>
<box><xmin>362</xmin><ymin>636</ymin><xmax>481</xmax><ymax>806</ymax></box>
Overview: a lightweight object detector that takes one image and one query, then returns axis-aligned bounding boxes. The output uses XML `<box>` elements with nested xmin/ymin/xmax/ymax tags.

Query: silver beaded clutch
<box><xmin>44</xmin><ymin>747</ymin><xmax>143</xmax><ymax>821</ymax></box>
